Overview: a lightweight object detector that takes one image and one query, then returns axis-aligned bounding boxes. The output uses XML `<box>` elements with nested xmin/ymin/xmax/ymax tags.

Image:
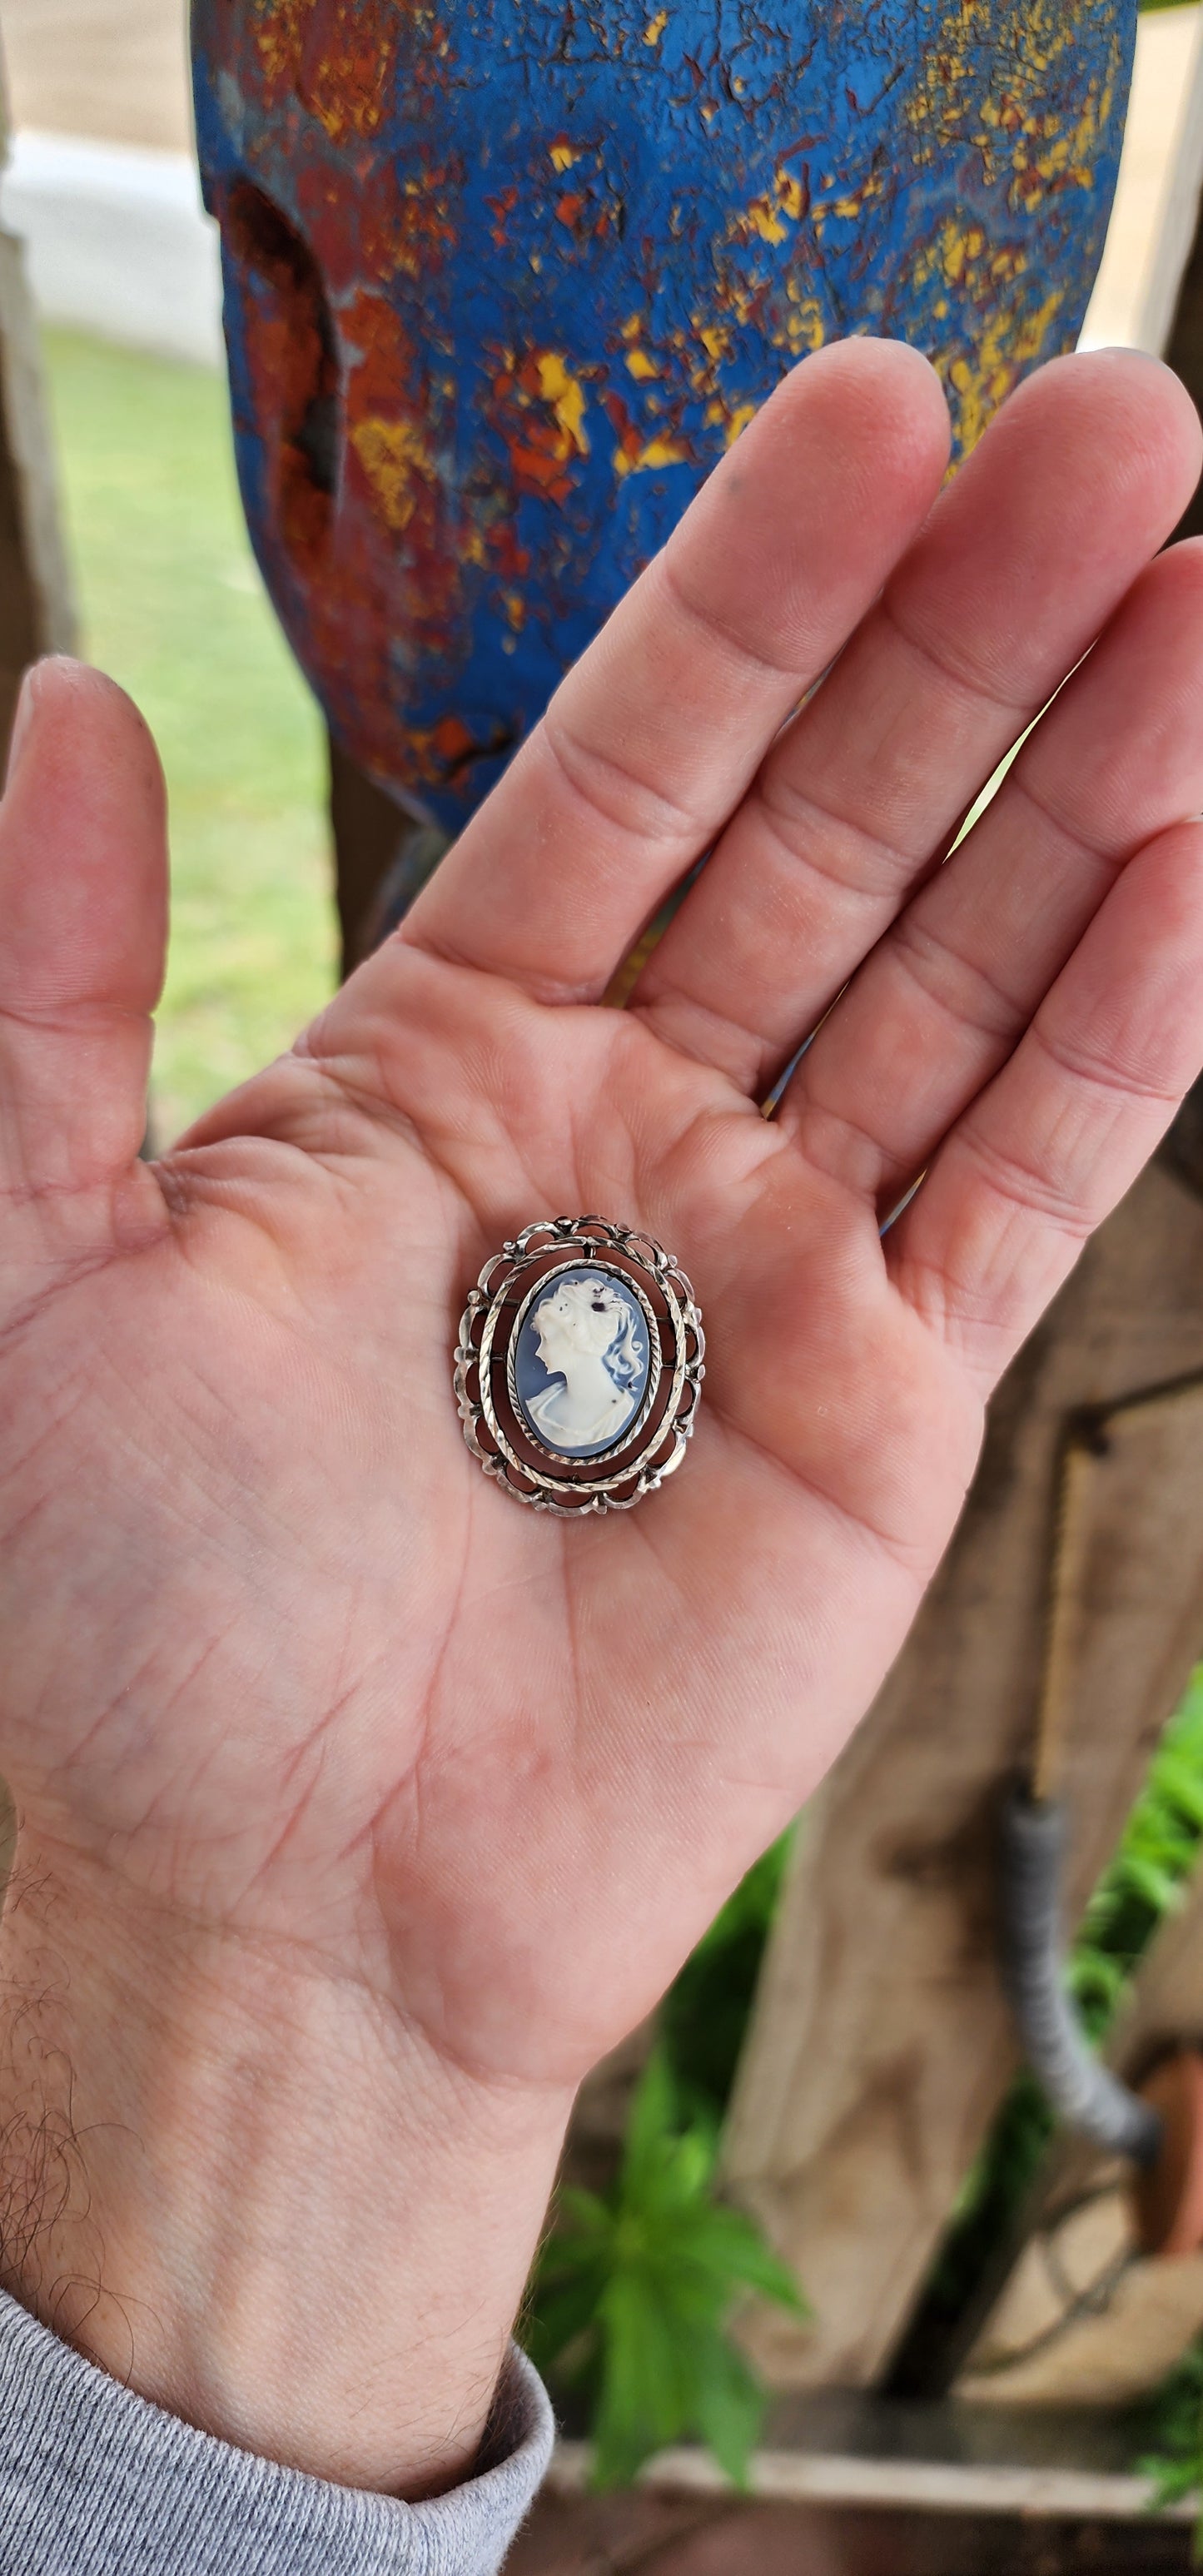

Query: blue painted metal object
<box><xmin>192</xmin><ymin>0</ymin><xmax>1135</xmax><ymax>834</ymax></box>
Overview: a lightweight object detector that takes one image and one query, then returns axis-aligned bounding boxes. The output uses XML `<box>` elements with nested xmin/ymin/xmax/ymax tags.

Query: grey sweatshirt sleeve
<box><xmin>0</xmin><ymin>2290</ymin><xmax>554</xmax><ymax>2574</ymax></box>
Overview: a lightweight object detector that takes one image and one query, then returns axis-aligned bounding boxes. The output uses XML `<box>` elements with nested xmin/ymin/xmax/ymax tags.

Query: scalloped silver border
<box><xmin>454</xmin><ymin>1215</ymin><xmax>705</xmax><ymax>1515</ymax></box>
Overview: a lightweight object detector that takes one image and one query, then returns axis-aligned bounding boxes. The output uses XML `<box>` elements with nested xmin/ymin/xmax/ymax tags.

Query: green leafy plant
<box><xmin>659</xmin><ymin>1831</ymin><xmax>795</xmax><ymax>2124</ymax></box>
<box><xmin>1071</xmin><ymin>1669</ymin><xmax>1203</xmax><ymax>2045</ymax></box>
<box><xmin>1138</xmin><ymin>2340</ymin><xmax>1203</xmax><ymax>2559</ymax></box>
<box><xmin>522</xmin><ymin>1831</ymin><xmax>798</xmax><ymax>2484</ymax></box>
<box><xmin>526</xmin><ymin>2047</ymin><xmax>808</xmax><ymax>2489</ymax></box>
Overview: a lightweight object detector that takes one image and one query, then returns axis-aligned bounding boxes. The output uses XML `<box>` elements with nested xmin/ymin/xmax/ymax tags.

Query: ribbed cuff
<box><xmin>0</xmin><ymin>2290</ymin><xmax>554</xmax><ymax>2575</ymax></box>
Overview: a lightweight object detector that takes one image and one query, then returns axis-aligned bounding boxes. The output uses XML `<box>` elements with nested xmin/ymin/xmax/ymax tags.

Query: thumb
<box><xmin>0</xmin><ymin>658</ymin><xmax>167</xmax><ymax>1233</ymax></box>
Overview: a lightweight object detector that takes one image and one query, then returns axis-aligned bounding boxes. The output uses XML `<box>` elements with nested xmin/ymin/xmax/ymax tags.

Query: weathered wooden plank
<box><xmin>327</xmin><ymin>734</ymin><xmax>407</xmax><ymax>977</ymax></box>
<box><xmin>1163</xmin><ymin>9</ymin><xmax>1203</xmax><ymax>543</ymax></box>
<box><xmin>510</xmin><ymin>2456</ymin><xmax>1195</xmax><ymax>2575</ymax></box>
<box><xmin>961</xmin><ymin>2185</ymin><xmax>1203</xmax><ymax>2406</ymax></box>
<box><xmin>956</xmin><ymin>1832</ymin><xmax>1203</xmax><ymax>2404</ymax></box>
<box><xmin>0</xmin><ymin>233</ymin><xmax>75</xmax><ymax>689</ymax></box>
<box><xmin>724</xmin><ymin>1154</ymin><xmax>1203</xmax><ymax>2390</ymax></box>
<box><xmin>0</xmin><ymin>45</ymin><xmax>76</xmax><ymax>747</ymax></box>
<box><xmin>544</xmin><ymin>2442</ymin><xmax>1196</xmax><ymax>2520</ymax></box>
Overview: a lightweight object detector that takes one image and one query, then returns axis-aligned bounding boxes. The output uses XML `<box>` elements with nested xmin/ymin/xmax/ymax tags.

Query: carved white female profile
<box><xmin>522</xmin><ymin>1273</ymin><xmax>646</xmax><ymax>1452</ymax></box>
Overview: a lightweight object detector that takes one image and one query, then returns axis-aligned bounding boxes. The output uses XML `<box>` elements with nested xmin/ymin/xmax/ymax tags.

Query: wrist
<box><xmin>0</xmin><ymin>1836</ymin><xmax>570</xmax><ymax>2496</ymax></box>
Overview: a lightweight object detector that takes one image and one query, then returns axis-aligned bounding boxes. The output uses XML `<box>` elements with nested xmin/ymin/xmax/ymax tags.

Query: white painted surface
<box><xmin>0</xmin><ymin>0</ymin><xmax>192</xmax><ymax>156</ymax></box>
<box><xmin>549</xmin><ymin>2439</ymin><xmax>1196</xmax><ymax>2523</ymax></box>
<box><xmin>1081</xmin><ymin>2</ymin><xmax>1203</xmax><ymax>353</ymax></box>
<box><xmin>0</xmin><ymin>129</ymin><xmax>221</xmax><ymax>365</ymax></box>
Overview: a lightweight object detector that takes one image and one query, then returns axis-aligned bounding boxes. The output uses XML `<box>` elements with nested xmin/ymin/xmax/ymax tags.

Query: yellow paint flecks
<box><xmin>747</xmin><ymin>198</ymin><xmax>789</xmax><ymax>245</ymax></box>
<box><xmin>736</xmin><ymin>163</ymin><xmax>811</xmax><ymax>251</ymax></box>
<box><xmin>549</xmin><ymin>141</ymin><xmax>579</xmax><ymax>171</ymax></box>
<box><xmin>900</xmin><ymin>0</ymin><xmax>1122</xmax><ymax>227</ymax></box>
<box><xmin>350</xmin><ymin>415</ymin><xmax>433</xmax><ymax>533</ymax></box>
<box><xmin>697</xmin><ymin>321</ymin><xmax>732</xmax><ymax>364</ymax></box>
<box><xmin>537</xmin><ymin>351</ymin><xmax>589</xmax><ymax>455</ymax></box>
<box><xmin>776</xmin><ymin>282</ymin><xmax>827</xmax><ymax>358</ymax></box>
<box><xmin>939</xmin><ymin>220</ymin><xmax>987</xmax><ymax>286</ymax></box>
<box><xmin>639</xmin><ymin>435</ymin><xmax>687</xmax><ymax>468</ymax></box>
<box><xmin>625</xmin><ymin>346</ymin><xmax>661</xmax><ymax>380</ymax></box>
<box><xmin>307</xmin><ymin>36</ymin><xmax>395</xmax><ymax>142</ymax></box>
<box><xmin>614</xmin><ymin>435</ymin><xmax>689</xmax><ymax>479</ymax></box>
<box><xmin>724</xmin><ymin>404</ymin><xmax>757</xmax><ymax>445</ymax></box>
<box><xmin>943</xmin><ymin>281</ymin><xmax>1065</xmax><ymax>453</ymax></box>
<box><xmin>643</xmin><ymin>9</ymin><xmax>668</xmax><ymax>44</ymax></box>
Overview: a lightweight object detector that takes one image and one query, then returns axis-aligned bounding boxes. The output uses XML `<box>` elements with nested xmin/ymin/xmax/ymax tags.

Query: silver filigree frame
<box><xmin>454</xmin><ymin>1216</ymin><xmax>705</xmax><ymax>1514</ymax></box>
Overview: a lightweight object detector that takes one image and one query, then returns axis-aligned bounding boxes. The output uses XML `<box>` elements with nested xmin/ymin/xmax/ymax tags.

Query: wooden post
<box><xmin>952</xmin><ymin>1815</ymin><xmax>1203</xmax><ymax>2406</ymax></box>
<box><xmin>1158</xmin><ymin>12</ymin><xmax>1203</xmax><ymax>538</ymax></box>
<box><xmin>327</xmin><ymin>733</ymin><xmax>408</xmax><ymax>977</ymax></box>
<box><xmin>508</xmin><ymin>2446</ymin><xmax>1197</xmax><ymax>2574</ymax></box>
<box><xmin>0</xmin><ymin>54</ymin><xmax>74</xmax><ymax>1888</ymax></box>
<box><xmin>723</xmin><ymin>1147</ymin><xmax>1203</xmax><ymax>2391</ymax></box>
<box><xmin>0</xmin><ymin>46</ymin><xmax>76</xmax><ymax>743</ymax></box>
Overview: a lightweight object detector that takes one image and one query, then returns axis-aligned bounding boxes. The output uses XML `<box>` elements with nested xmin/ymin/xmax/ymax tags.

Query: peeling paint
<box><xmin>193</xmin><ymin>0</ymin><xmax>1134</xmax><ymax>828</ymax></box>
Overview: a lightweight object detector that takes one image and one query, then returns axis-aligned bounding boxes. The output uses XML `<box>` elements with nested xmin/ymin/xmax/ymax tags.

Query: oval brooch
<box><xmin>455</xmin><ymin>1216</ymin><xmax>704</xmax><ymax>1515</ymax></box>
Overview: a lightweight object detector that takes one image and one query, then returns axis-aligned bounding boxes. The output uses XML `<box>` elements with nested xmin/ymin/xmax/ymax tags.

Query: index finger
<box><xmin>401</xmin><ymin>338</ymin><xmax>951</xmax><ymax>1004</ymax></box>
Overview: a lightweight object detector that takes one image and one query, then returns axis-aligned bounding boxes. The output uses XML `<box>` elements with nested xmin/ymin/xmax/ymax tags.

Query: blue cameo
<box><xmin>513</xmin><ymin>1266</ymin><xmax>651</xmax><ymax>1460</ymax></box>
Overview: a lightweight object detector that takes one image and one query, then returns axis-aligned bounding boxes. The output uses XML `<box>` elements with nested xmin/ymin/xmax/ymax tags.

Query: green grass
<box><xmin>42</xmin><ymin>330</ymin><xmax>336</xmax><ymax>1141</ymax></box>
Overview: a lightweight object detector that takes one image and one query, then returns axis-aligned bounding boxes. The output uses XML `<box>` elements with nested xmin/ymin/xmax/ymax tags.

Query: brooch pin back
<box><xmin>455</xmin><ymin>1216</ymin><xmax>704</xmax><ymax>1514</ymax></box>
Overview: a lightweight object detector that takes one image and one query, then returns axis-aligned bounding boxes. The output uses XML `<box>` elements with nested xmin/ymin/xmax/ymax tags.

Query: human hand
<box><xmin>0</xmin><ymin>340</ymin><xmax>1201</xmax><ymax>2494</ymax></box>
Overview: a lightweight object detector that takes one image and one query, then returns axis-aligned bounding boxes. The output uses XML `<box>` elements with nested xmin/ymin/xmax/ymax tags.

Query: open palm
<box><xmin>3</xmin><ymin>341</ymin><xmax>1203</xmax><ymax>2315</ymax></box>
